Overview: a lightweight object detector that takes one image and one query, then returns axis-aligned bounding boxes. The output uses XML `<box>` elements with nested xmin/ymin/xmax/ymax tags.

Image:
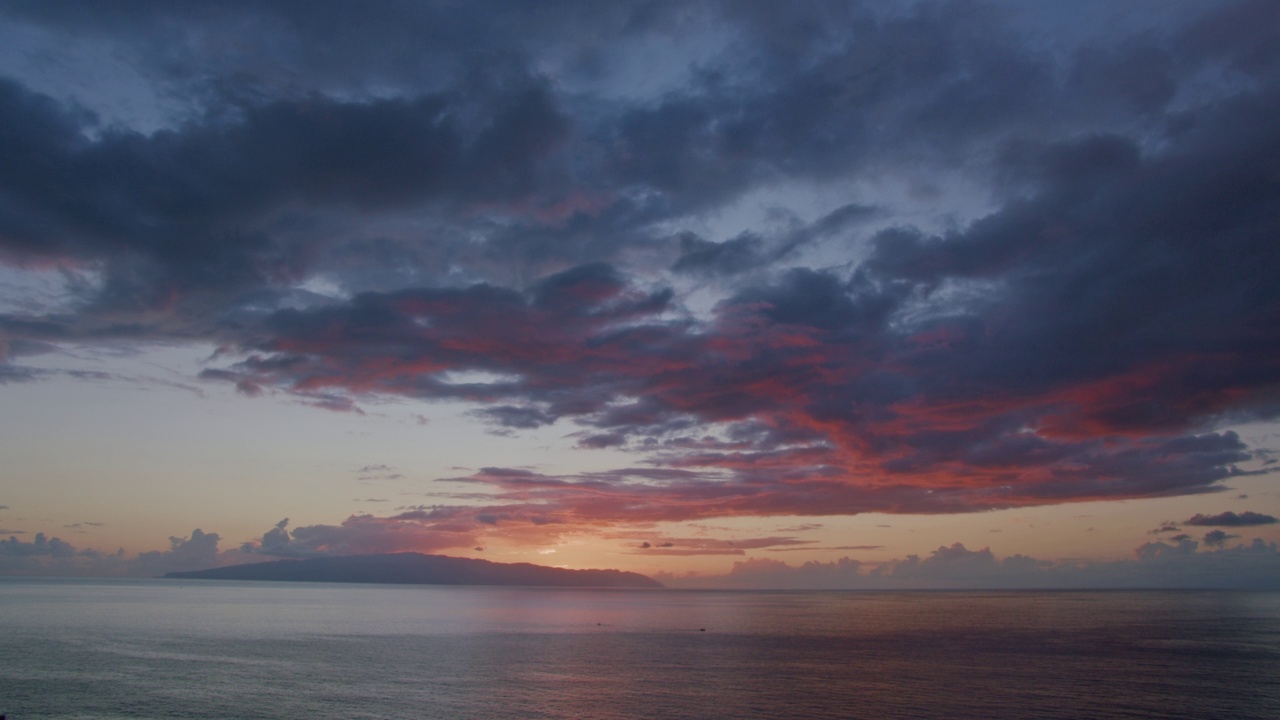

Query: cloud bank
<box><xmin>660</xmin><ymin>538</ymin><xmax>1280</xmax><ymax>590</ymax></box>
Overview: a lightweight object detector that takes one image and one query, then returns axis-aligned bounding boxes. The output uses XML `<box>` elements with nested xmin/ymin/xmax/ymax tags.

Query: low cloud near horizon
<box><xmin>3</xmin><ymin>523</ymin><xmax>1279</xmax><ymax>591</ymax></box>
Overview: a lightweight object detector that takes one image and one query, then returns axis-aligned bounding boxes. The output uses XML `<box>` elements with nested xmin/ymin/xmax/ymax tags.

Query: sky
<box><xmin>1</xmin><ymin>0</ymin><xmax>1279</xmax><ymax>588</ymax></box>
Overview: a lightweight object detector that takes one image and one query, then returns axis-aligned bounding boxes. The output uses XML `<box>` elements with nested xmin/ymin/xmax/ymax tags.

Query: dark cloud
<box><xmin>672</xmin><ymin>203</ymin><xmax>878</xmax><ymax>278</ymax></box>
<box><xmin>672</xmin><ymin>232</ymin><xmax>769</xmax><ymax>277</ymax></box>
<box><xmin>0</xmin><ymin>528</ymin><xmax>252</xmax><ymax>576</ymax></box>
<box><xmin>132</xmin><ymin>529</ymin><xmax>224</xmax><ymax>574</ymax></box>
<box><xmin>2</xmin><ymin>1</ymin><xmax>1278</xmax><ymax>534</ymax></box>
<box><xmin>474</xmin><ymin>405</ymin><xmax>559</xmax><ymax>430</ymax></box>
<box><xmin>625</xmin><ymin>535</ymin><xmax>813</xmax><ymax>556</ymax></box>
<box><xmin>0</xmin><ymin>0</ymin><xmax>683</xmax><ymax>110</ymax></box>
<box><xmin>0</xmin><ymin>532</ymin><xmax>77</xmax><ymax>558</ymax></box>
<box><xmin>240</xmin><ymin>513</ymin><xmax>478</xmax><ymax>558</ymax></box>
<box><xmin>1184</xmin><ymin>511</ymin><xmax>1279</xmax><ymax>527</ymax></box>
<box><xmin>604</xmin><ymin>0</ymin><xmax>1068</xmax><ymax>212</ymax></box>
<box><xmin>1177</xmin><ymin>0</ymin><xmax>1280</xmax><ymax>75</ymax></box>
<box><xmin>1201</xmin><ymin>530</ymin><xmax>1239</xmax><ymax>548</ymax></box>
<box><xmin>0</xmin><ymin>72</ymin><xmax>570</xmax><ymax>318</ymax></box>
<box><xmin>776</xmin><ymin>523</ymin><xmax>823</xmax><ymax>532</ymax></box>
<box><xmin>301</xmin><ymin>393</ymin><xmax>364</xmax><ymax>414</ymax></box>
<box><xmin>768</xmin><ymin>545</ymin><xmax>884</xmax><ymax>553</ymax></box>
<box><xmin>0</xmin><ymin>364</ymin><xmax>46</xmax><ymax>383</ymax></box>
<box><xmin>578</xmin><ymin>432</ymin><xmax>628</xmax><ymax>449</ymax></box>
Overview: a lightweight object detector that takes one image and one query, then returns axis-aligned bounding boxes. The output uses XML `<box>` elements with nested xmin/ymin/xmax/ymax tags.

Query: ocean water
<box><xmin>2</xmin><ymin>579</ymin><xmax>1278</xmax><ymax>719</ymax></box>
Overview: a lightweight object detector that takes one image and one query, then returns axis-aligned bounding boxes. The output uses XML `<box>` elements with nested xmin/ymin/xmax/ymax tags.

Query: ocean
<box><xmin>2</xmin><ymin>579</ymin><xmax>1278</xmax><ymax>719</ymax></box>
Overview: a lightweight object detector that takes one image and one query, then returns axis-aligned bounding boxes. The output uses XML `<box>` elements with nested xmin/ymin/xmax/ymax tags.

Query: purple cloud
<box><xmin>1185</xmin><ymin>512</ymin><xmax>1279</xmax><ymax>527</ymax></box>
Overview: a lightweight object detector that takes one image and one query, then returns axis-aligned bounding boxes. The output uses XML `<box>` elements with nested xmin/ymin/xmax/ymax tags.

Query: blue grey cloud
<box><xmin>1</xmin><ymin>0</ymin><xmax>1277</xmax><ymax>526</ymax></box>
<box><xmin>1185</xmin><ymin>511</ymin><xmax>1279</xmax><ymax>527</ymax></box>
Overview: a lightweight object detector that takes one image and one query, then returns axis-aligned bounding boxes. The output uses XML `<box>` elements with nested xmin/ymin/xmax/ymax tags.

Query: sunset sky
<box><xmin>2</xmin><ymin>0</ymin><xmax>1278</xmax><ymax>587</ymax></box>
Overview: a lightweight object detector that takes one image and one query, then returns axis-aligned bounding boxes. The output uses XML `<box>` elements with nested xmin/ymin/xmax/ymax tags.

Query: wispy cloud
<box><xmin>624</xmin><ymin>536</ymin><xmax>815</xmax><ymax>556</ymax></box>
<box><xmin>767</xmin><ymin>545</ymin><xmax>884</xmax><ymax>553</ymax></box>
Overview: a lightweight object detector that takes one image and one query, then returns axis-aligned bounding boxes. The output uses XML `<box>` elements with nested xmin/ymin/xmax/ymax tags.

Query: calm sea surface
<box><xmin>2</xmin><ymin>579</ymin><xmax>1278</xmax><ymax>719</ymax></box>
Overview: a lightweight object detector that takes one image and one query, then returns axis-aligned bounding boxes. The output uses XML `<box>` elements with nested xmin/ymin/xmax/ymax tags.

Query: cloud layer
<box><xmin>2</xmin><ymin>1</ymin><xmax>1279</xmax><ymax>551</ymax></box>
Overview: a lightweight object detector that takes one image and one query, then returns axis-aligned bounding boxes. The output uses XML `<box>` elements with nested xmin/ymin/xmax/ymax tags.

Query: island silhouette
<box><xmin>164</xmin><ymin>552</ymin><xmax>663</xmax><ymax>588</ymax></box>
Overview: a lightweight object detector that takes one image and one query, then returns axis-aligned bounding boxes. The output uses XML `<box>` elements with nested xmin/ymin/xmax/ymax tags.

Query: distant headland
<box><xmin>164</xmin><ymin>552</ymin><xmax>663</xmax><ymax>588</ymax></box>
